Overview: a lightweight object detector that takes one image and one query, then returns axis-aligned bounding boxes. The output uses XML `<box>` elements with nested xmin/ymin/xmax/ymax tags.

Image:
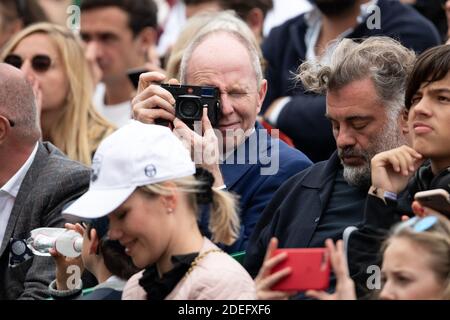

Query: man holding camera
<box><xmin>132</xmin><ymin>13</ymin><xmax>311</xmax><ymax>253</ymax></box>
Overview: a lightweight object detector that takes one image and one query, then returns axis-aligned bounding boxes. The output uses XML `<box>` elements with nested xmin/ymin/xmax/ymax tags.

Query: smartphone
<box><xmin>414</xmin><ymin>188</ymin><xmax>450</xmax><ymax>217</ymax></box>
<box><xmin>270</xmin><ymin>248</ymin><xmax>330</xmax><ymax>292</ymax></box>
<box><xmin>126</xmin><ymin>67</ymin><xmax>149</xmax><ymax>89</ymax></box>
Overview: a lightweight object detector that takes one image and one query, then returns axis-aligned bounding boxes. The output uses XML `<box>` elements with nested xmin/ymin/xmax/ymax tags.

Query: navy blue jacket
<box><xmin>261</xmin><ymin>0</ymin><xmax>441</xmax><ymax>162</ymax></box>
<box><xmin>244</xmin><ymin>151</ymin><xmax>341</xmax><ymax>277</ymax></box>
<box><xmin>200</xmin><ymin>122</ymin><xmax>312</xmax><ymax>253</ymax></box>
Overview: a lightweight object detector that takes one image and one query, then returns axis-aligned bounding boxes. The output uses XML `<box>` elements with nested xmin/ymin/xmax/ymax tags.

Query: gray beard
<box><xmin>341</xmin><ymin>119</ymin><xmax>406</xmax><ymax>189</ymax></box>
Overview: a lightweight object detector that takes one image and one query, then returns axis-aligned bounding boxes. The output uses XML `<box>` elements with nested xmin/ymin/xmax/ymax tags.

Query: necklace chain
<box><xmin>183</xmin><ymin>249</ymin><xmax>222</xmax><ymax>279</ymax></box>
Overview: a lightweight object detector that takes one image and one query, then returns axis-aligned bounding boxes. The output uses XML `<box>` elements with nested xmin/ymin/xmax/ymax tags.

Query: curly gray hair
<box><xmin>298</xmin><ymin>37</ymin><xmax>416</xmax><ymax>119</ymax></box>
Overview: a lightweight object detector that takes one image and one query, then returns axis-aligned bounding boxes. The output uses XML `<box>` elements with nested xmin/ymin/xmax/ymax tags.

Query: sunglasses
<box><xmin>4</xmin><ymin>54</ymin><xmax>53</xmax><ymax>73</ymax></box>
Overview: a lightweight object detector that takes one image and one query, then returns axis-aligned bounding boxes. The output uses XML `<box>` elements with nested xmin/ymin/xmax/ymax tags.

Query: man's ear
<box><xmin>89</xmin><ymin>228</ymin><xmax>99</xmax><ymax>255</ymax></box>
<box><xmin>0</xmin><ymin>116</ymin><xmax>10</xmax><ymax>145</ymax></box>
<box><xmin>245</xmin><ymin>8</ymin><xmax>264</xmax><ymax>40</ymax></box>
<box><xmin>160</xmin><ymin>181</ymin><xmax>178</xmax><ymax>214</ymax></box>
<box><xmin>257</xmin><ymin>79</ymin><xmax>268</xmax><ymax>114</ymax></box>
<box><xmin>137</xmin><ymin>27</ymin><xmax>157</xmax><ymax>56</ymax></box>
<box><xmin>400</xmin><ymin>108</ymin><xmax>409</xmax><ymax>133</ymax></box>
<box><xmin>399</xmin><ymin>108</ymin><xmax>411</xmax><ymax>145</ymax></box>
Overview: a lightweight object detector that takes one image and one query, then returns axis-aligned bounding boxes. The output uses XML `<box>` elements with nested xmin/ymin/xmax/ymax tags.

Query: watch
<box><xmin>368</xmin><ymin>186</ymin><xmax>398</xmax><ymax>204</ymax></box>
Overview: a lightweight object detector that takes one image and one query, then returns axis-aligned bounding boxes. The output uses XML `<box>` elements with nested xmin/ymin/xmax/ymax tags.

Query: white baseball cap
<box><xmin>63</xmin><ymin>120</ymin><xmax>195</xmax><ymax>219</ymax></box>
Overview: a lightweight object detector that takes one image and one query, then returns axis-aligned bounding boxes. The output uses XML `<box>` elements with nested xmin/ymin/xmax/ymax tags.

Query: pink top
<box><xmin>122</xmin><ymin>238</ymin><xmax>256</xmax><ymax>300</ymax></box>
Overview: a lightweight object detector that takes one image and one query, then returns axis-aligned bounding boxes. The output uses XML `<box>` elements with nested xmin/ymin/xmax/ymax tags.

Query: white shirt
<box><xmin>0</xmin><ymin>142</ymin><xmax>39</xmax><ymax>247</ymax></box>
<box><xmin>304</xmin><ymin>0</ymin><xmax>378</xmax><ymax>63</ymax></box>
<box><xmin>93</xmin><ymin>83</ymin><xmax>132</xmax><ymax>128</ymax></box>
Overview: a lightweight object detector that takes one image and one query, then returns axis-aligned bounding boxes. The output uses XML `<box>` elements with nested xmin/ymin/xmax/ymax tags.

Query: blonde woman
<box><xmin>2</xmin><ymin>22</ymin><xmax>114</xmax><ymax>165</ymax></box>
<box><xmin>63</xmin><ymin>121</ymin><xmax>256</xmax><ymax>300</ymax></box>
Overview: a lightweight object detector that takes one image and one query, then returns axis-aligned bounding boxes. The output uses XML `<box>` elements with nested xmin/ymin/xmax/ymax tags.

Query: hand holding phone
<box><xmin>269</xmin><ymin>248</ymin><xmax>330</xmax><ymax>291</ymax></box>
<box><xmin>305</xmin><ymin>239</ymin><xmax>357</xmax><ymax>300</ymax></box>
<box><xmin>414</xmin><ymin>188</ymin><xmax>450</xmax><ymax>218</ymax></box>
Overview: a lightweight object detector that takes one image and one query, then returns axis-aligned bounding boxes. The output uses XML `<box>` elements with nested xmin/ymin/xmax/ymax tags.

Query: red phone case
<box><xmin>270</xmin><ymin>248</ymin><xmax>330</xmax><ymax>291</ymax></box>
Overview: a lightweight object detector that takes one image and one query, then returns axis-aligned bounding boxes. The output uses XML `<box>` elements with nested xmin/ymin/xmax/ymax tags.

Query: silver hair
<box><xmin>179</xmin><ymin>11</ymin><xmax>263</xmax><ymax>87</ymax></box>
<box><xmin>298</xmin><ymin>37</ymin><xmax>416</xmax><ymax>122</ymax></box>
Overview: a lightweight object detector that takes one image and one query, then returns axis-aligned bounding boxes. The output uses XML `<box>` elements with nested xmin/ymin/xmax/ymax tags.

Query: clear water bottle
<box><xmin>27</xmin><ymin>227</ymin><xmax>83</xmax><ymax>258</ymax></box>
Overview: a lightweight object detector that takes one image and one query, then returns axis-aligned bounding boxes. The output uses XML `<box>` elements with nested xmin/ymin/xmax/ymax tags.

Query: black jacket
<box><xmin>245</xmin><ymin>152</ymin><xmax>342</xmax><ymax>278</ymax></box>
<box><xmin>346</xmin><ymin>194</ymin><xmax>411</xmax><ymax>298</ymax></box>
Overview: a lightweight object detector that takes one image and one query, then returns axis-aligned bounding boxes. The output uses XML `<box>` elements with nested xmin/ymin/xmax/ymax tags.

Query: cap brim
<box><xmin>62</xmin><ymin>187</ymin><xmax>136</xmax><ymax>219</ymax></box>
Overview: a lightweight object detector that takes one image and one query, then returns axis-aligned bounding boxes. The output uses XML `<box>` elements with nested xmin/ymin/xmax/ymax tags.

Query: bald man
<box><xmin>0</xmin><ymin>64</ymin><xmax>90</xmax><ymax>299</ymax></box>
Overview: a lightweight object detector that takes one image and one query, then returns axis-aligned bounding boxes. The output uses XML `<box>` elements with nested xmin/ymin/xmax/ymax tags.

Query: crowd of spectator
<box><xmin>0</xmin><ymin>0</ymin><xmax>449</xmax><ymax>301</ymax></box>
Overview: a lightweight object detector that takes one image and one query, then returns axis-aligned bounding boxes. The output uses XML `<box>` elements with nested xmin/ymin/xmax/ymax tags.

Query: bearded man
<box><xmin>261</xmin><ymin>0</ymin><xmax>440</xmax><ymax>163</ymax></box>
<box><xmin>244</xmin><ymin>37</ymin><xmax>415</xmax><ymax>292</ymax></box>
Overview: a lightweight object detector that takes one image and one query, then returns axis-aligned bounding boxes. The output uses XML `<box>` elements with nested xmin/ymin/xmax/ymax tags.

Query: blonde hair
<box><xmin>382</xmin><ymin>214</ymin><xmax>450</xmax><ymax>300</ymax></box>
<box><xmin>138</xmin><ymin>176</ymin><xmax>240</xmax><ymax>245</ymax></box>
<box><xmin>1</xmin><ymin>22</ymin><xmax>115</xmax><ymax>165</ymax></box>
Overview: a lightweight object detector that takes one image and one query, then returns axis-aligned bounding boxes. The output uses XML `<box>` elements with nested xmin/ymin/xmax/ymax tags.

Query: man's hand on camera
<box><xmin>173</xmin><ymin>108</ymin><xmax>224</xmax><ymax>188</ymax></box>
<box><xmin>132</xmin><ymin>71</ymin><xmax>177</xmax><ymax>124</ymax></box>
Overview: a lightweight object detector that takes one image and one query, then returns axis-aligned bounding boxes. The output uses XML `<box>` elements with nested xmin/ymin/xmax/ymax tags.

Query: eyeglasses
<box><xmin>4</xmin><ymin>54</ymin><xmax>53</xmax><ymax>73</ymax></box>
<box><xmin>396</xmin><ymin>216</ymin><xmax>438</xmax><ymax>233</ymax></box>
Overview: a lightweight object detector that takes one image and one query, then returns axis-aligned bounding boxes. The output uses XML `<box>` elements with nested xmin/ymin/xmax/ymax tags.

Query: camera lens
<box><xmin>179</xmin><ymin>99</ymin><xmax>200</xmax><ymax>118</ymax></box>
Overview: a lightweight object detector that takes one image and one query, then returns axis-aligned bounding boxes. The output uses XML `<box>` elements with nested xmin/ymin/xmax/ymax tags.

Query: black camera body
<box><xmin>161</xmin><ymin>83</ymin><xmax>221</xmax><ymax>129</ymax></box>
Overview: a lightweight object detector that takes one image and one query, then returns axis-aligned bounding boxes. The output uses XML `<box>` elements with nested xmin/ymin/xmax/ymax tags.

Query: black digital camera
<box><xmin>160</xmin><ymin>83</ymin><xmax>221</xmax><ymax>129</ymax></box>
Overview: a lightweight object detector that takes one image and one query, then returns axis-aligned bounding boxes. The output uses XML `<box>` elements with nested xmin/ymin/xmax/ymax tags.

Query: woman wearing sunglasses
<box><xmin>1</xmin><ymin>22</ymin><xmax>114</xmax><ymax>165</ymax></box>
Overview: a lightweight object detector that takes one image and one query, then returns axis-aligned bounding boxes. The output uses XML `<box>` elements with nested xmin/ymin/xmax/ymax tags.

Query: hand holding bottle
<box><xmin>49</xmin><ymin>223</ymin><xmax>85</xmax><ymax>291</ymax></box>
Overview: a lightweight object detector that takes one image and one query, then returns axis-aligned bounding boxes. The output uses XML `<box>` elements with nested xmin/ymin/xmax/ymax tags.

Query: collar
<box><xmin>304</xmin><ymin>0</ymin><xmax>378</xmax><ymax>63</ymax></box>
<box><xmin>139</xmin><ymin>252</ymin><xmax>199</xmax><ymax>300</ymax></box>
<box><xmin>305</xmin><ymin>0</ymin><xmax>378</xmax><ymax>27</ymax></box>
<box><xmin>219</xmin><ymin>123</ymin><xmax>273</xmax><ymax>188</ymax></box>
<box><xmin>220</xmin><ymin>126</ymin><xmax>256</xmax><ymax>162</ymax></box>
<box><xmin>94</xmin><ymin>276</ymin><xmax>127</xmax><ymax>291</ymax></box>
<box><xmin>0</xmin><ymin>142</ymin><xmax>39</xmax><ymax>197</ymax></box>
<box><xmin>300</xmin><ymin>150</ymin><xmax>341</xmax><ymax>189</ymax></box>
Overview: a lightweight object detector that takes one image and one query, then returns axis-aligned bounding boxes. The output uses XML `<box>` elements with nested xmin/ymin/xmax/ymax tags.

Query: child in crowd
<box><xmin>48</xmin><ymin>216</ymin><xmax>139</xmax><ymax>300</ymax></box>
